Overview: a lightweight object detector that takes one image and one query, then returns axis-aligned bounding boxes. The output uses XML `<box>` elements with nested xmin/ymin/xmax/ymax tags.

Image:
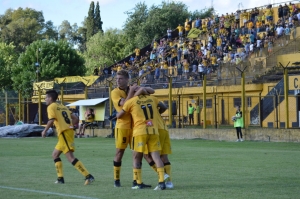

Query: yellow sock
<box><xmin>54</xmin><ymin>158</ymin><xmax>63</xmax><ymax>178</ymax></box>
<box><xmin>72</xmin><ymin>159</ymin><xmax>89</xmax><ymax>177</ymax></box>
<box><xmin>113</xmin><ymin>161</ymin><xmax>122</xmax><ymax>180</ymax></box>
<box><xmin>133</xmin><ymin>168</ymin><xmax>142</xmax><ymax>184</ymax></box>
<box><xmin>114</xmin><ymin>166</ymin><xmax>121</xmax><ymax>180</ymax></box>
<box><xmin>133</xmin><ymin>169</ymin><xmax>137</xmax><ymax>181</ymax></box>
<box><xmin>149</xmin><ymin>161</ymin><xmax>157</xmax><ymax>172</ymax></box>
<box><xmin>157</xmin><ymin>167</ymin><xmax>164</xmax><ymax>183</ymax></box>
<box><xmin>164</xmin><ymin>163</ymin><xmax>171</xmax><ymax>181</ymax></box>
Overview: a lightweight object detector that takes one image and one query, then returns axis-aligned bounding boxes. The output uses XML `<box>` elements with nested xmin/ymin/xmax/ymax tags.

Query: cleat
<box><xmin>114</xmin><ymin>179</ymin><xmax>121</xmax><ymax>187</ymax></box>
<box><xmin>84</xmin><ymin>174</ymin><xmax>94</xmax><ymax>185</ymax></box>
<box><xmin>132</xmin><ymin>184</ymin><xmax>143</xmax><ymax>189</ymax></box>
<box><xmin>240</xmin><ymin>138</ymin><xmax>244</xmax><ymax>142</ymax></box>
<box><xmin>132</xmin><ymin>180</ymin><xmax>151</xmax><ymax>188</ymax></box>
<box><xmin>154</xmin><ymin>182</ymin><xmax>166</xmax><ymax>190</ymax></box>
<box><xmin>164</xmin><ymin>173</ymin><xmax>170</xmax><ymax>182</ymax></box>
<box><xmin>166</xmin><ymin>181</ymin><xmax>174</xmax><ymax>189</ymax></box>
<box><xmin>55</xmin><ymin>177</ymin><xmax>64</xmax><ymax>184</ymax></box>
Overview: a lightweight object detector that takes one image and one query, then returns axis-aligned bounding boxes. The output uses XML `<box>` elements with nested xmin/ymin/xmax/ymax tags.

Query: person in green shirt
<box><xmin>233</xmin><ymin>106</ymin><xmax>243</xmax><ymax>142</ymax></box>
<box><xmin>188</xmin><ymin>104</ymin><xmax>196</xmax><ymax>125</ymax></box>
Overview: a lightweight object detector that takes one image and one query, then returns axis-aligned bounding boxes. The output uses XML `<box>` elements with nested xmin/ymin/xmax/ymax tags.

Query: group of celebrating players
<box><xmin>41</xmin><ymin>69</ymin><xmax>173</xmax><ymax>190</ymax></box>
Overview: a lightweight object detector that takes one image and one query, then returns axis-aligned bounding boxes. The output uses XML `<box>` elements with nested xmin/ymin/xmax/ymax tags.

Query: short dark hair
<box><xmin>117</xmin><ymin>70</ymin><xmax>129</xmax><ymax>79</ymax></box>
<box><xmin>46</xmin><ymin>90</ymin><xmax>58</xmax><ymax>101</ymax></box>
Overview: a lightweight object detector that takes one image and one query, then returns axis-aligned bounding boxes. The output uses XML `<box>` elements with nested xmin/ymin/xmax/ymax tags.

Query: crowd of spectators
<box><xmin>95</xmin><ymin>3</ymin><xmax>300</xmax><ymax>87</ymax></box>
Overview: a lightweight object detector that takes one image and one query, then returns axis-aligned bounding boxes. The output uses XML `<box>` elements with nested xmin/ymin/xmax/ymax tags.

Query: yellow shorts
<box><xmin>132</xmin><ymin>134</ymin><xmax>161</xmax><ymax>153</ymax></box>
<box><xmin>159</xmin><ymin>129</ymin><xmax>172</xmax><ymax>155</ymax></box>
<box><xmin>115</xmin><ymin>128</ymin><xmax>132</xmax><ymax>149</ymax></box>
<box><xmin>55</xmin><ymin>129</ymin><xmax>75</xmax><ymax>154</ymax></box>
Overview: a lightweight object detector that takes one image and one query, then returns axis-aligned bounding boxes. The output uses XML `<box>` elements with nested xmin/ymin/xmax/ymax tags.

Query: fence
<box><xmin>156</xmin><ymin>93</ymin><xmax>300</xmax><ymax>129</ymax></box>
<box><xmin>1</xmin><ymin>75</ymin><xmax>300</xmax><ymax>129</ymax></box>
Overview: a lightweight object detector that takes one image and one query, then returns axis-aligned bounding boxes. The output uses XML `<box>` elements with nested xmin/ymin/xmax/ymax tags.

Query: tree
<box><xmin>123</xmin><ymin>1</ymin><xmax>191</xmax><ymax>55</ymax></box>
<box><xmin>0</xmin><ymin>42</ymin><xmax>18</xmax><ymax>90</ymax></box>
<box><xmin>42</xmin><ymin>20</ymin><xmax>58</xmax><ymax>40</ymax></box>
<box><xmin>94</xmin><ymin>1</ymin><xmax>103</xmax><ymax>34</ymax></box>
<box><xmin>190</xmin><ymin>7</ymin><xmax>215</xmax><ymax>20</ymax></box>
<box><xmin>86</xmin><ymin>1</ymin><xmax>95</xmax><ymax>40</ymax></box>
<box><xmin>12</xmin><ymin>40</ymin><xmax>86</xmax><ymax>97</ymax></box>
<box><xmin>58</xmin><ymin>20</ymin><xmax>72</xmax><ymax>41</ymax></box>
<box><xmin>0</xmin><ymin>8</ymin><xmax>55</xmax><ymax>53</ymax></box>
<box><xmin>84</xmin><ymin>28</ymin><xmax>126</xmax><ymax>74</ymax></box>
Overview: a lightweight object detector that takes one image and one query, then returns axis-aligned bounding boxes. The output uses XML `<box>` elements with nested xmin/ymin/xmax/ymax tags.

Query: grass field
<box><xmin>0</xmin><ymin>137</ymin><xmax>299</xmax><ymax>199</ymax></box>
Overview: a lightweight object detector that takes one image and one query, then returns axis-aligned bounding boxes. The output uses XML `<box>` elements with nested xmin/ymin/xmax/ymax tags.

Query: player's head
<box><xmin>45</xmin><ymin>90</ymin><xmax>58</xmax><ymax>105</ymax></box>
<box><xmin>116</xmin><ymin>70</ymin><xmax>129</xmax><ymax>89</ymax></box>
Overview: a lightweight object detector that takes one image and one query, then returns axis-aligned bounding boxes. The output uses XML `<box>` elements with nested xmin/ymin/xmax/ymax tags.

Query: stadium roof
<box><xmin>66</xmin><ymin>98</ymin><xmax>108</xmax><ymax>106</ymax></box>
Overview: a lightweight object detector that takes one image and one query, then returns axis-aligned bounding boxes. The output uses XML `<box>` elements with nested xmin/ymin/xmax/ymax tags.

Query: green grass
<box><xmin>0</xmin><ymin>138</ymin><xmax>299</xmax><ymax>199</ymax></box>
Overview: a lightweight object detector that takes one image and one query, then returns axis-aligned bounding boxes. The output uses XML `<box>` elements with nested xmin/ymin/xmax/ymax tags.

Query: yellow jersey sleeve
<box><xmin>111</xmin><ymin>87</ymin><xmax>132</xmax><ymax>129</ymax></box>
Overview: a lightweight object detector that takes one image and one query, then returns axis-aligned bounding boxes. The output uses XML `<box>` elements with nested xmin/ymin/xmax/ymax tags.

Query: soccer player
<box><xmin>117</xmin><ymin>93</ymin><xmax>167</xmax><ymax>190</ymax></box>
<box><xmin>144</xmin><ymin>101</ymin><xmax>174</xmax><ymax>189</ymax></box>
<box><xmin>157</xmin><ymin>108</ymin><xmax>173</xmax><ymax>189</ymax></box>
<box><xmin>111</xmin><ymin>70</ymin><xmax>154</xmax><ymax>188</ymax></box>
<box><xmin>41</xmin><ymin>90</ymin><xmax>94</xmax><ymax>185</ymax></box>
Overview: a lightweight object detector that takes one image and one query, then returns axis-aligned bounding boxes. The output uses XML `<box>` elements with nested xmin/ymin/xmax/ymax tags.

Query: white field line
<box><xmin>0</xmin><ymin>185</ymin><xmax>99</xmax><ymax>199</ymax></box>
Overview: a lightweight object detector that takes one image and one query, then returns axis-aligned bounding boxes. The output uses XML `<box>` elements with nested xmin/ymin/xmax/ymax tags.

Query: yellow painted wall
<box><xmin>153</xmin><ymin>81</ymin><xmax>298</xmax><ymax>128</ymax></box>
<box><xmin>277</xmin><ymin>53</ymin><xmax>300</xmax><ymax>67</ymax></box>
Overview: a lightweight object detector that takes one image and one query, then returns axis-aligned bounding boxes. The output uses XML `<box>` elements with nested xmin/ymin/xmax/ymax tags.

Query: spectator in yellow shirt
<box><xmin>264</xmin><ymin>7</ymin><xmax>273</xmax><ymax>23</ymax></box>
<box><xmin>183</xmin><ymin>61</ymin><xmax>189</xmax><ymax>79</ymax></box>
<box><xmin>256</xmin><ymin>21</ymin><xmax>262</xmax><ymax>32</ymax></box>
<box><xmin>177</xmin><ymin>24</ymin><xmax>184</xmax><ymax>38</ymax></box>
<box><xmin>185</xmin><ymin>23</ymin><xmax>191</xmax><ymax>37</ymax></box>
<box><xmin>247</xmin><ymin>21</ymin><xmax>253</xmax><ymax>34</ymax></box>
<box><xmin>135</xmin><ymin>47</ymin><xmax>140</xmax><ymax>59</ymax></box>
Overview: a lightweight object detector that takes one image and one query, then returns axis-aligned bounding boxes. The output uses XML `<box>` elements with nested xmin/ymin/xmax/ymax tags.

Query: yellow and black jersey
<box><xmin>47</xmin><ymin>102</ymin><xmax>73</xmax><ymax>135</ymax></box>
<box><xmin>122</xmin><ymin>95</ymin><xmax>160</xmax><ymax>137</ymax></box>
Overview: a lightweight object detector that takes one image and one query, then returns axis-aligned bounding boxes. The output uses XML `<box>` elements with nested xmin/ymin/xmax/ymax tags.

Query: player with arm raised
<box><xmin>41</xmin><ymin>90</ymin><xmax>94</xmax><ymax>185</ymax></box>
<box><xmin>111</xmin><ymin>70</ymin><xmax>154</xmax><ymax>188</ymax></box>
<box><xmin>117</xmin><ymin>94</ymin><xmax>167</xmax><ymax>190</ymax></box>
<box><xmin>142</xmin><ymin>100</ymin><xmax>174</xmax><ymax>189</ymax></box>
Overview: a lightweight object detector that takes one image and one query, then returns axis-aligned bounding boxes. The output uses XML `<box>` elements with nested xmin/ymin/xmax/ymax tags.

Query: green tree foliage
<box><xmin>86</xmin><ymin>1</ymin><xmax>95</xmax><ymax>40</ymax></box>
<box><xmin>12</xmin><ymin>40</ymin><xmax>86</xmax><ymax>97</ymax></box>
<box><xmin>190</xmin><ymin>7</ymin><xmax>215</xmax><ymax>20</ymax></box>
<box><xmin>0</xmin><ymin>43</ymin><xmax>18</xmax><ymax>90</ymax></box>
<box><xmin>94</xmin><ymin>2</ymin><xmax>103</xmax><ymax>33</ymax></box>
<box><xmin>0</xmin><ymin>8</ymin><xmax>57</xmax><ymax>53</ymax></box>
<box><xmin>84</xmin><ymin>28</ymin><xmax>126</xmax><ymax>74</ymax></box>
<box><xmin>123</xmin><ymin>1</ymin><xmax>191</xmax><ymax>54</ymax></box>
<box><xmin>43</xmin><ymin>20</ymin><xmax>58</xmax><ymax>40</ymax></box>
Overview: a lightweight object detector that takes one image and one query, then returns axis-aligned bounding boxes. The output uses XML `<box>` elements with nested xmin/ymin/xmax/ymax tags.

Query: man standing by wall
<box><xmin>188</xmin><ymin>103</ymin><xmax>196</xmax><ymax>125</ymax></box>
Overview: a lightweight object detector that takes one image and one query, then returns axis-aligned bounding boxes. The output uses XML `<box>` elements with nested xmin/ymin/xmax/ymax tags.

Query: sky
<box><xmin>0</xmin><ymin>0</ymin><xmax>284</xmax><ymax>30</ymax></box>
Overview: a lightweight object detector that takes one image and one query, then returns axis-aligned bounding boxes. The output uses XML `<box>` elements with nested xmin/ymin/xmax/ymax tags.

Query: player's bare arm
<box><xmin>133</xmin><ymin>87</ymin><xmax>155</xmax><ymax>97</ymax></box>
<box><xmin>41</xmin><ymin>119</ymin><xmax>54</xmax><ymax>138</ymax></box>
<box><xmin>118</xmin><ymin>85</ymin><xmax>138</xmax><ymax>107</ymax></box>
<box><xmin>116</xmin><ymin>110</ymin><xmax>126</xmax><ymax>119</ymax></box>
